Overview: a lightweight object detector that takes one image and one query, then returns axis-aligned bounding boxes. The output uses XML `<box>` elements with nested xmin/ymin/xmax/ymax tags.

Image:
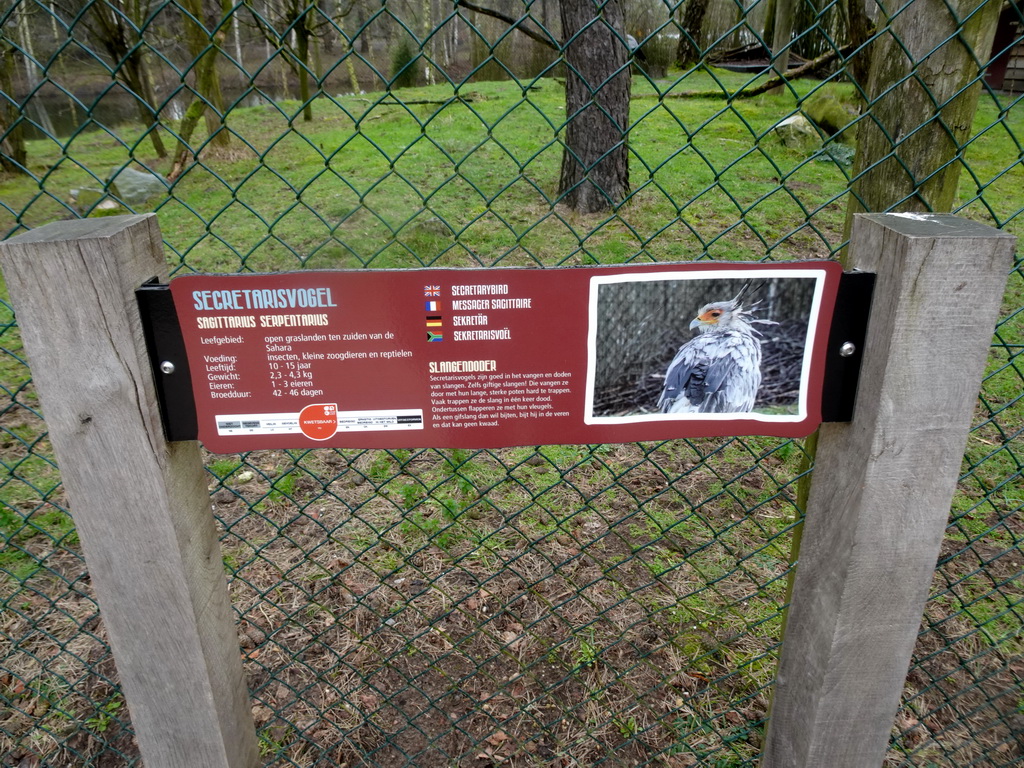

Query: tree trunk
<box><xmin>201</xmin><ymin>0</ymin><xmax>230</xmax><ymax>147</ymax></box>
<box><xmin>123</xmin><ymin>52</ymin><xmax>168</xmax><ymax>158</ymax></box>
<box><xmin>276</xmin><ymin>1</ymin><xmax>316</xmax><ymax>122</ymax></box>
<box><xmin>558</xmin><ymin>0</ymin><xmax>631</xmax><ymax>213</ymax></box>
<box><xmin>676</xmin><ymin>0</ymin><xmax>710</xmax><ymax>68</ymax></box>
<box><xmin>843</xmin><ymin>0</ymin><xmax>1002</xmax><ymax>239</ymax></box>
<box><xmin>844</xmin><ymin>0</ymin><xmax>874</xmax><ymax>92</ymax></box>
<box><xmin>87</xmin><ymin>2</ymin><xmax>168</xmax><ymax>158</ymax></box>
<box><xmin>0</xmin><ymin>41</ymin><xmax>27</xmax><ymax>174</ymax></box>
<box><xmin>296</xmin><ymin>23</ymin><xmax>313</xmax><ymax>122</ymax></box>
<box><xmin>169</xmin><ymin>0</ymin><xmax>233</xmax><ymax>178</ymax></box>
<box><xmin>180</xmin><ymin>0</ymin><xmax>230</xmax><ymax>150</ymax></box>
<box><xmin>767</xmin><ymin>0</ymin><xmax>795</xmax><ymax>94</ymax></box>
<box><xmin>731</xmin><ymin>0</ymin><xmax>742</xmax><ymax>49</ymax></box>
<box><xmin>232</xmin><ymin>5</ymin><xmax>244</xmax><ymax>65</ymax></box>
<box><xmin>422</xmin><ymin>0</ymin><xmax>434</xmax><ymax>84</ymax></box>
<box><xmin>761</xmin><ymin>0</ymin><xmax>777</xmax><ymax>49</ymax></box>
<box><xmin>17</xmin><ymin>5</ymin><xmax>57</xmax><ymax>138</ymax></box>
<box><xmin>168</xmin><ymin>99</ymin><xmax>211</xmax><ymax>180</ymax></box>
<box><xmin>334</xmin><ymin>11</ymin><xmax>362</xmax><ymax>95</ymax></box>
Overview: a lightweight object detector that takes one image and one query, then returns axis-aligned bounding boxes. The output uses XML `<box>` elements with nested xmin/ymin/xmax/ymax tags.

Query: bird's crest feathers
<box><xmin>693</xmin><ymin>283</ymin><xmax>778</xmax><ymax>335</ymax></box>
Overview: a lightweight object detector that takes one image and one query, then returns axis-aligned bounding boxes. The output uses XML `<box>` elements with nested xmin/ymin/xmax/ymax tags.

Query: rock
<box><xmin>109</xmin><ymin>166</ymin><xmax>168</xmax><ymax>207</ymax></box>
<box><xmin>773</xmin><ymin>114</ymin><xmax>818</xmax><ymax>149</ymax></box>
<box><xmin>243</xmin><ymin>624</ymin><xmax>267</xmax><ymax>646</ymax></box>
<box><xmin>70</xmin><ymin>166</ymin><xmax>167</xmax><ymax>215</ymax></box>
<box><xmin>69</xmin><ymin>187</ymin><xmax>126</xmax><ymax>216</ymax></box>
<box><xmin>212</xmin><ymin>488</ymin><xmax>235</xmax><ymax>504</ymax></box>
<box><xmin>803</xmin><ymin>92</ymin><xmax>857</xmax><ymax>140</ymax></box>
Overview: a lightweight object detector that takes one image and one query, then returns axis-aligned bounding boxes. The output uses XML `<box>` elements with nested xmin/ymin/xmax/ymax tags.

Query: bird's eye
<box><xmin>709</xmin><ymin>311</ymin><xmax>721</xmax><ymax>317</ymax></box>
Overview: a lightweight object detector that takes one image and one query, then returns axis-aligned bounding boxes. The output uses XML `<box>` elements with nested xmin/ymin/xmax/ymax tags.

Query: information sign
<box><xmin>170</xmin><ymin>262</ymin><xmax>843</xmax><ymax>452</ymax></box>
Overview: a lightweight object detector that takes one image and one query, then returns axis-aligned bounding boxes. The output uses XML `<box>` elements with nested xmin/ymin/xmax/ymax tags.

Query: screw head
<box><xmin>839</xmin><ymin>342</ymin><xmax>857</xmax><ymax>357</ymax></box>
<box><xmin>160</xmin><ymin>361</ymin><xmax>176</xmax><ymax>374</ymax></box>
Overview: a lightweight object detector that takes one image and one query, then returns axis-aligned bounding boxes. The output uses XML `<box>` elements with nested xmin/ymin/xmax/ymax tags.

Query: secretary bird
<box><xmin>658</xmin><ymin>289</ymin><xmax>774</xmax><ymax>414</ymax></box>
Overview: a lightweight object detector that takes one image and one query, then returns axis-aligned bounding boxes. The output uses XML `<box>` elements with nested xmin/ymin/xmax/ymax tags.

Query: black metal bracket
<box><xmin>136</xmin><ymin>280</ymin><xmax>198</xmax><ymax>442</ymax></box>
<box><xmin>820</xmin><ymin>270</ymin><xmax>876</xmax><ymax>423</ymax></box>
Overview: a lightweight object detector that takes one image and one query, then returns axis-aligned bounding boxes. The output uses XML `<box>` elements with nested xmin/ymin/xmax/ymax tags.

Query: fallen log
<box><xmin>630</xmin><ymin>40</ymin><xmax>864</xmax><ymax>101</ymax></box>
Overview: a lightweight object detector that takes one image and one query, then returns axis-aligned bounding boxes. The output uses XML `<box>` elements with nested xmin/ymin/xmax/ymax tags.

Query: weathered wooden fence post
<box><xmin>0</xmin><ymin>215</ymin><xmax>258</xmax><ymax>768</ymax></box>
<box><xmin>762</xmin><ymin>213</ymin><xmax>1015</xmax><ymax>767</ymax></box>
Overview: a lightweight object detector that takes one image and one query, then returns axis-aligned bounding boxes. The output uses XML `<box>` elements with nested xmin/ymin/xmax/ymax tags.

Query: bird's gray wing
<box><xmin>659</xmin><ymin>335</ymin><xmax>716</xmax><ymax>411</ymax></box>
<box><xmin>660</xmin><ymin>332</ymin><xmax>760</xmax><ymax>413</ymax></box>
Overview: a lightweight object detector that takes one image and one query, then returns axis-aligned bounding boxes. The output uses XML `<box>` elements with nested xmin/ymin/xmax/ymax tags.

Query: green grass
<box><xmin>208</xmin><ymin>457</ymin><xmax>243</xmax><ymax>478</ymax></box>
<box><xmin>4</xmin><ymin>72</ymin><xmax>1021</xmax><ymax>266</ymax></box>
<box><xmin>0</xmin><ymin>75</ymin><xmax>846</xmax><ymax>272</ymax></box>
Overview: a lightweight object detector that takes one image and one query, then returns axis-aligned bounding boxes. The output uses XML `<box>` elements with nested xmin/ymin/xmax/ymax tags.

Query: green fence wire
<box><xmin>1</xmin><ymin>0</ymin><xmax>1021</xmax><ymax>766</ymax></box>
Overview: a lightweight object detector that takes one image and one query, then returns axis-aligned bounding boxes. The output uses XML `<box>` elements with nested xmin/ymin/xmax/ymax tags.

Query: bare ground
<box><xmin>2</xmin><ymin>422</ymin><xmax>1021</xmax><ymax>767</ymax></box>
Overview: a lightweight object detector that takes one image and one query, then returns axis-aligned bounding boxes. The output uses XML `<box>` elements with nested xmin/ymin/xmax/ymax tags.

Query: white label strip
<box><xmin>215</xmin><ymin>409</ymin><xmax>424</xmax><ymax>436</ymax></box>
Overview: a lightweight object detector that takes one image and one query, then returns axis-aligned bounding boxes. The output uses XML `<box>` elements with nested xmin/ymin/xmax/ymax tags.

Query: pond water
<box><xmin>20</xmin><ymin>84</ymin><xmax>289</xmax><ymax>141</ymax></box>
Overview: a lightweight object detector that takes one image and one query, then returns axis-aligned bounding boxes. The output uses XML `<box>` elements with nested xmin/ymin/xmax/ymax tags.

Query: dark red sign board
<box><xmin>170</xmin><ymin>262</ymin><xmax>842</xmax><ymax>452</ymax></box>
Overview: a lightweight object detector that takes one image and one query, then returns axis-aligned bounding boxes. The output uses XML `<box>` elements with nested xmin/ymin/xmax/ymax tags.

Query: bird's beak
<box><xmin>689</xmin><ymin>318</ymin><xmax>700</xmax><ymax>331</ymax></box>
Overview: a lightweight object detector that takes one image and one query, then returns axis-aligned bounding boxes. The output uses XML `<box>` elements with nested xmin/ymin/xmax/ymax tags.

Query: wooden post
<box><xmin>762</xmin><ymin>213</ymin><xmax>1015</xmax><ymax>767</ymax></box>
<box><xmin>0</xmin><ymin>215</ymin><xmax>258</xmax><ymax>768</ymax></box>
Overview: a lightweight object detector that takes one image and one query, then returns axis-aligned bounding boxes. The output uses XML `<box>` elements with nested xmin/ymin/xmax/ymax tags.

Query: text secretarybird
<box><xmin>658</xmin><ymin>288</ymin><xmax>773</xmax><ymax>414</ymax></box>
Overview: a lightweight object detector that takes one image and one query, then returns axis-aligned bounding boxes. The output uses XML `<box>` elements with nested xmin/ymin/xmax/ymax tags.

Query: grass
<box><xmin>1</xmin><ymin>72</ymin><xmax>863</xmax><ymax>272</ymax></box>
<box><xmin>0</xmin><ymin>67</ymin><xmax>1022</xmax><ymax>767</ymax></box>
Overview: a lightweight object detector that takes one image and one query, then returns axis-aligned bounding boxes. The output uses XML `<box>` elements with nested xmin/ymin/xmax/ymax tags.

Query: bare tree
<box><xmin>457</xmin><ymin>0</ymin><xmax>631</xmax><ymax>213</ymax></box>
<box><xmin>169</xmin><ymin>0</ymin><xmax>232</xmax><ymax>179</ymax></box>
<box><xmin>244</xmin><ymin>0</ymin><xmax>328</xmax><ymax>122</ymax></box>
<box><xmin>0</xmin><ymin>37</ymin><xmax>27</xmax><ymax>174</ymax></box>
<box><xmin>190</xmin><ymin>0</ymin><xmax>230</xmax><ymax>146</ymax></box>
<box><xmin>676</xmin><ymin>0</ymin><xmax>710</xmax><ymax>67</ymax></box>
<box><xmin>65</xmin><ymin>0</ymin><xmax>168</xmax><ymax>157</ymax></box>
<box><xmin>765</xmin><ymin>0</ymin><xmax>794</xmax><ymax>94</ymax></box>
<box><xmin>327</xmin><ymin>0</ymin><xmax>362</xmax><ymax>95</ymax></box>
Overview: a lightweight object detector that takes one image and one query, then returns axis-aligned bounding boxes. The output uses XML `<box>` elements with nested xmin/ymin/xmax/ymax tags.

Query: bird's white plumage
<box><xmin>658</xmin><ymin>297</ymin><xmax>765</xmax><ymax>414</ymax></box>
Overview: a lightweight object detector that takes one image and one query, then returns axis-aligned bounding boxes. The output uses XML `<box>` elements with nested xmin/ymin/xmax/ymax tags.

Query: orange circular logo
<box><xmin>299</xmin><ymin>403</ymin><xmax>338</xmax><ymax>441</ymax></box>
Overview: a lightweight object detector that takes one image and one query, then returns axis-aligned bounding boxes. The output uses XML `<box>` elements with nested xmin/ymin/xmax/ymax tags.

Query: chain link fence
<box><xmin>1</xmin><ymin>0</ymin><xmax>1021</xmax><ymax>766</ymax></box>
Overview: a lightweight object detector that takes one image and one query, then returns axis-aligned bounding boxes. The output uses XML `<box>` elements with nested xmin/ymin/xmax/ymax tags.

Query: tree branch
<box><xmin>455</xmin><ymin>1</ymin><xmax>558</xmax><ymax>51</ymax></box>
<box><xmin>736</xmin><ymin>39</ymin><xmax>865</xmax><ymax>98</ymax></box>
<box><xmin>242</xmin><ymin>0</ymin><xmax>302</xmax><ymax>77</ymax></box>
